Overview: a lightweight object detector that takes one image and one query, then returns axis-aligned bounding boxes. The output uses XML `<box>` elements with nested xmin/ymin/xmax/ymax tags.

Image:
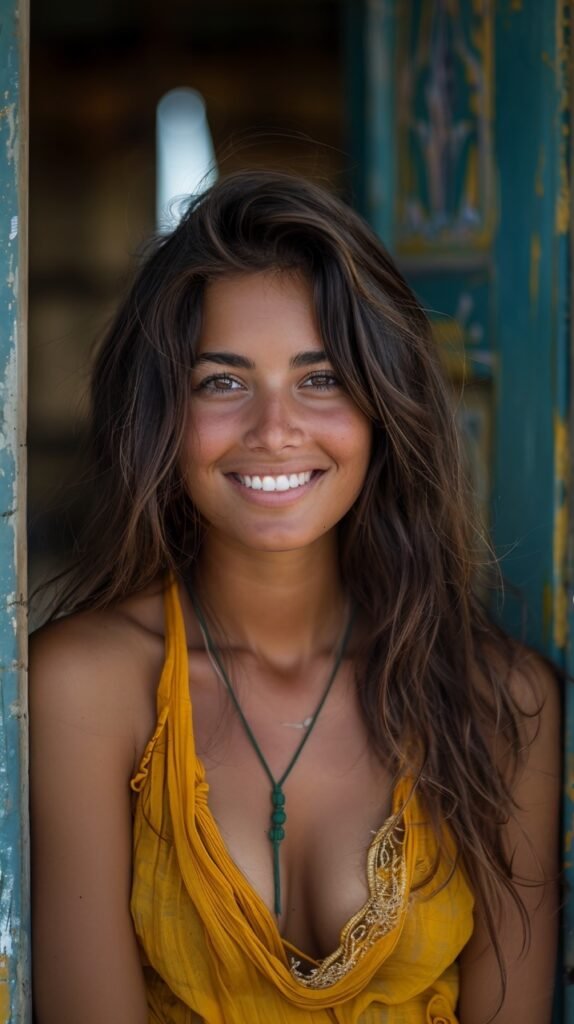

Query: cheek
<box><xmin>182</xmin><ymin>406</ymin><xmax>234</xmax><ymax>467</ymax></box>
<box><xmin>328</xmin><ymin>408</ymin><xmax>372</xmax><ymax>473</ymax></box>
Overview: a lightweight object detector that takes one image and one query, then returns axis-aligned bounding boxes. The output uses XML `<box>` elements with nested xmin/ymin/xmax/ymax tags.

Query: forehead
<box><xmin>198</xmin><ymin>270</ymin><xmax>323</xmax><ymax>354</ymax></box>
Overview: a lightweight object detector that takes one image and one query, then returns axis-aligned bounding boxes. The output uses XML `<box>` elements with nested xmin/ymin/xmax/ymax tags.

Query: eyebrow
<box><xmin>195</xmin><ymin>350</ymin><xmax>330</xmax><ymax>369</ymax></box>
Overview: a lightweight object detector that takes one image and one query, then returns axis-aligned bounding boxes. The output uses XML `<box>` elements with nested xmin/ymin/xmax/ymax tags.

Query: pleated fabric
<box><xmin>130</xmin><ymin>574</ymin><xmax>474</xmax><ymax>1023</ymax></box>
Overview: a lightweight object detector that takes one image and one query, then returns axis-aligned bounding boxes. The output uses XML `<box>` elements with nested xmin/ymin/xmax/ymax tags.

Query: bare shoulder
<box><xmin>458</xmin><ymin>645</ymin><xmax>561</xmax><ymax>1021</ymax></box>
<box><xmin>506</xmin><ymin>642</ymin><xmax>562</xmax><ymax>802</ymax></box>
<box><xmin>29</xmin><ymin>578</ymin><xmax>168</xmax><ymax>771</ymax></box>
<box><xmin>475</xmin><ymin>637</ymin><xmax>561</xmax><ymax>754</ymax></box>
<box><xmin>503</xmin><ymin>646</ymin><xmax>562</xmax><ymax>841</ymax></box>
<box><xmin>505</xmin><ymin>642</ymin><xmax>560</xmax><ymax>712</ymax></box>
<box><xmin>29</xmin><ymin>584</ymin><xmax>167</xmax><ymax>1022</ymax></box>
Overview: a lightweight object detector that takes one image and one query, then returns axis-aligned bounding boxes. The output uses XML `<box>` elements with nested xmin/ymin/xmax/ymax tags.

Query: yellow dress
<box><xmin>130</xmin><ymin>575</ymin><xmax>475</xmax><ymax>1023</ymax></box>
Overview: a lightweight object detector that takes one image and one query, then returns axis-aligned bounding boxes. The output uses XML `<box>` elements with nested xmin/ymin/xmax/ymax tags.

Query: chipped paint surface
<box><xmin>489</xmin><ymin>0</ymin><xmax>571</xmax><ymax>663</ymax></box>
<box><xmin>556</xmin><ymin>146</ymin><xmax>570</xmax><ymax>233</ymax></box>
<box><xmin>535</xmin><ymin>144</ymin><xmax>545</xmax><ymax>196</ymax></box>
<box><xmin>0</xmin><ymin>0</ymin><xmax>29</xmax><ymax>1020</ymax></box>
<box><xmin>0</xmin><ymin>956</ymin><xmax>9</xmax><ymax>1022</ymax></box>
<box><xmin>553</xmin><ymin>412</ymin><xmax>568</xmax><ymax>625</ymax></box>
<box><xmin>555</xmin><ymin>0</ymin><xmax>571</xmax><ymax>233</ymax></box>
<box><xmin>555</xmin><ymin>411</ymin><xmax>569</xmax><ymax>482</ymax></box>
<box><xmin>554</xmin><ymin>584</ymin><xmax>568</xmax><ymax>650</ymax></box>
<box><xmin>529</xmin><ymin>232</ymin><xmax>541</xmax><ymax>307</ymax></box>
<box><xmin>552</xmin><ymin>0</ymin><xmax>573</xmax><ymax>1009</ymax></box>
<box><xmin>490</xmin><ymin>3</ymin><xmax>570</xmax><ymax>1004</ymax></box>
<box><xmin>3</xmin><ymin>103</ymin><xmax>15</xmax><ymax>166</ymax></box>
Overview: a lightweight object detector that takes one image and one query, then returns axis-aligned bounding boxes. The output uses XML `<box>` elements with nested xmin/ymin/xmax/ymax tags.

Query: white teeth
<box><xmin>235</xmin><ymin>470</ymin><xmax>315</xmax><ymax>491</ymax></box>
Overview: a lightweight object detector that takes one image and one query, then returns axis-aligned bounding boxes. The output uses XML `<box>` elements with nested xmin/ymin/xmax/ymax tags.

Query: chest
<box><xmin>188</xmin><ymin>654</ymin><xmax>395</xmax><ymax>962</ymax></box>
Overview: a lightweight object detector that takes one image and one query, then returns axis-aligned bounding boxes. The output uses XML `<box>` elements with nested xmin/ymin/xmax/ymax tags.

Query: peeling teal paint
<box><xmin>492</xmin><ymin>4</ymin><xmax>570</xmax><ymax>1018</ymax></box>
<box><xmin>0</xmin><ymin>0</ymin><xmax>29</xmax><ymax>1020</ymax></box>
<box><xmin>348</xmin><ymin>0</ymin><xmax>571</xmax><ymax>1017</ymax></box>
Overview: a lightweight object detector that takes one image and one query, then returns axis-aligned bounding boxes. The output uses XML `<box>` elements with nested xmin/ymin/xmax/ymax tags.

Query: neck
<box><xmin>191</xmin><ymin>529</ymin><xmax>346</xmax><ymax>668</ymax></box>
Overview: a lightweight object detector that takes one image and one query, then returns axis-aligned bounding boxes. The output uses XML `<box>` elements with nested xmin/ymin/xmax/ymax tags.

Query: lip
<box><xmin>225</xmin><ymin>469</ymin><xmax>326</xmax><ymax>506</ymax></box>
<box><xmin>227</xmin><ymin>467</ymin><xmax>326</xmax><ymax>477</ymax></box>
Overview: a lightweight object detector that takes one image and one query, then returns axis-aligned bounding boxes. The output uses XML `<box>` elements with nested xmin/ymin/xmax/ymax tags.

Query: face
<box><xmin>180</xmin><ymin>270</ymin><xmax>372</xmax><ymax>553</ymax></box>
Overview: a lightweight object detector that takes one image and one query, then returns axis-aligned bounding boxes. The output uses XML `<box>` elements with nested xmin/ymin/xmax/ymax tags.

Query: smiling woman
<box><xmin>28</xmin><ymin>171</ymin><xmax>560</xmax><ymax>1024</ymax></box>
<box><xmin>182</xmin><ymin>271</ymin><xmax>372</xmax><ymax>550</ymax></box>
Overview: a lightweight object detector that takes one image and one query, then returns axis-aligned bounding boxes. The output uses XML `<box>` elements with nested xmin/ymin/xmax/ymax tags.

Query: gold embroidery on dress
<box><xmin>289</xmin><ymin>813</ymin><xmax>407</xmax><ymax>989</ymax></box>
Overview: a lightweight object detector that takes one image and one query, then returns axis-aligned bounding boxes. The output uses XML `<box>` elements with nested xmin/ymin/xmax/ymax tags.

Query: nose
<box><xmin>243</xmin><ymin>391</ymin><xmax>305</xmax><ymax>452</ymax></box>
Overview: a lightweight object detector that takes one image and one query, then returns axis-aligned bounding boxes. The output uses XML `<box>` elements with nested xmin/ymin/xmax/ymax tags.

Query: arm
<box><xmin>457</xmin><ymin>652</ymin><xmax>561</xmax><ymax>1024</ymax></box>
<box><xmin>30</xmin><ymin>614</ymin><xmax>150</xmax><ymax>1024</ymax></box>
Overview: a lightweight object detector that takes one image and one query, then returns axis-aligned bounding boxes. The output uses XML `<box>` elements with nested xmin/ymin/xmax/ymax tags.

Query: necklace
<box><xmin>203</xmin><ymin>645</ymin><xmax>313</xmax><ymax>730</ymax></box>
<box><xmin>186</xmin><ymin>582</ymin><xmax>354</xmax><ymax>917</ymax></box>
<box><xmin>280</xmin><ymin>715</ymin><xmax>314</xmax><ymax>730</ymax></box>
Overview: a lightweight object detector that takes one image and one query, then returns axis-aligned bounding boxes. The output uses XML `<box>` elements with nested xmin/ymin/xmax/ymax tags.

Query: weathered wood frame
<box><xmin>0</xmin><ymin>0</ymin><xmax>29</xmax><ymax>1018</ymax></box>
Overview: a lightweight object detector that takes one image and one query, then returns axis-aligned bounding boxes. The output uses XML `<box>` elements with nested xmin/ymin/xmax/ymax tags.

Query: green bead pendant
<box><xmin>269</xmin><ymin>785</ymin><xmax>288</xmax><ymax>914</ymax></box>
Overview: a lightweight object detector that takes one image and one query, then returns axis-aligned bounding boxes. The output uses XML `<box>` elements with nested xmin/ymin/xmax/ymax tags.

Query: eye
<box><xmin>195</xmin><ymin>374</ymin><xmax>245</xmax><ymax>393</ymax></box>
<box><xmin>300</xmin><ymin>371</ymin><xmax>341</xmax><ymax>392</ymax></box>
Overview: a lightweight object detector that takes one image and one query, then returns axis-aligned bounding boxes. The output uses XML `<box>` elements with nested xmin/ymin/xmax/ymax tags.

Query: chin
<box><xmin>237</xmin><ymin>528</ymin><xmax>324</xmax><ymax>553</ymax></box>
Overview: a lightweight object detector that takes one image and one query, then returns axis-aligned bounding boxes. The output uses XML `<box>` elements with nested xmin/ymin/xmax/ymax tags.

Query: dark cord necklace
<box><xmin>185</xmin><ymin>581</ymin><xmax>354</xmax><ymax>917</ymax></box>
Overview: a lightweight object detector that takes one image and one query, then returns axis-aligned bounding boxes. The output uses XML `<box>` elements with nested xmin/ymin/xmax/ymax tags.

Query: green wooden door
<box><xmin>0</xmin><ymin>0</ymin><xmax>29</xmax><ymax>1018</ymax></box>
<box><xmin>345</xmin><ymin>0</ymin><xmax>571</xmax><ymax>1016</ymax></box>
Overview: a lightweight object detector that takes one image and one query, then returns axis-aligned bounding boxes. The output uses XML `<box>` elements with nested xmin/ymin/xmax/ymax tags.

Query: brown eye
<box><xmin>300</xmin><ymin>372</ymin><xmax>341</xmax><ymax>392</ymax></box>
<box><xmin>196</xmin><ymin>374</ymin><xmax>244</xmax><ymax>393</ymax></box>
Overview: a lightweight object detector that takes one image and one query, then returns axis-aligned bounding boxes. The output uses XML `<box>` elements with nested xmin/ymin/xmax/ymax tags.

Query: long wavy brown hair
<box><xmin>41</xmin><ymin>169</ymin><xmax>548</xmax><ymax>1007</ymax></box>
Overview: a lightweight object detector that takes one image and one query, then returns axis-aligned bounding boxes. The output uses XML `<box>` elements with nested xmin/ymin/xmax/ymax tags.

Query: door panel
<box><xmin>346</xmin><ymin>0</ymin><xmax>571</xmax><ymax>1016</ymax></box>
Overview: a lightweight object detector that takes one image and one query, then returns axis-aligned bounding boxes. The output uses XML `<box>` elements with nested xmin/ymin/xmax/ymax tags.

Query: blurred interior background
<box><xmin>28</xmin><ymin>0</ymin><xmax>348</xmax><ymax>601</ymax></box>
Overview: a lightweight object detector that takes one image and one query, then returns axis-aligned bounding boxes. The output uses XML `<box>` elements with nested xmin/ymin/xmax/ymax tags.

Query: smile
<box><xmin>225</xmin><ymin>469</ymin><xmax>325</xmax><ymax>505</ymax></box>
<box><xmin>234</xmin><ymin>471</ymin><xmax>313</xmax><ymax>492</ymax></box>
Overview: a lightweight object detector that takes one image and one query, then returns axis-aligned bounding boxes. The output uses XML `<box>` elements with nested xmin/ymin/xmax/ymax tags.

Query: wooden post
<box><xmin>0</xmin><ymin>0</ymin><xmax>30</xmax><ymax>1019</ymax></box>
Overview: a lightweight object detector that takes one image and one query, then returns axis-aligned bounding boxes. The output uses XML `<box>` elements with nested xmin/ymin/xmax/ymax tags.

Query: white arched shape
<box><xmin>156</xmin><ymin>87</ymin><xmax>218</xmax><ymax>233</ymax></box>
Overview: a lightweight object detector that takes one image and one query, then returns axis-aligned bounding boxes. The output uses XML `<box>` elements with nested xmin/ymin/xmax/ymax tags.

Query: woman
<box><xmin>30</xmin><ymin>170</ymin><xmax>560</xmax><ymax>1024</ymax></box>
